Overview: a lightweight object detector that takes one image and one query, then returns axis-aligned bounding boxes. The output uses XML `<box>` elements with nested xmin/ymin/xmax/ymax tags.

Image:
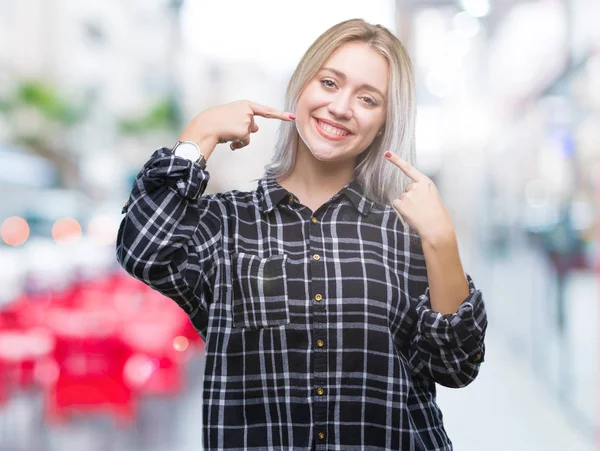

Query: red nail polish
<box><xmin>289</xmin><ymin>113</ymin><xmax>296</xmax><ymax>120</ymax></box>
<box><xmin>384</xmin><ymin>151</ymin><xmax>391</xmax><ymax>158</ymax></box>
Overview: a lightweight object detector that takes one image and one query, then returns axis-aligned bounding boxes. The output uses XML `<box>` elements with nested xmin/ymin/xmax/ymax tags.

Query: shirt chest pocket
<box><xmin>230</xmin><ymin>252</ymin><xmax>290</xmax><ymax>330</ymax></box>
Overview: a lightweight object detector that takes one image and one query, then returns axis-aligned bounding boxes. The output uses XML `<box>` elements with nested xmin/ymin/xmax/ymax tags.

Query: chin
<box><xmin>299</xmin><ymin>125</ymin><xmax>362</xmax><ymax>163</ymax></box>
<box><xmin>313</xmin><ymin>148</ymin><xmax>360</xmax><ymax>167</ymax></box>
<box><xmin>305</xmin><ymin>143</ymin><xmax>340</xmax><ymax>161</ymax></box>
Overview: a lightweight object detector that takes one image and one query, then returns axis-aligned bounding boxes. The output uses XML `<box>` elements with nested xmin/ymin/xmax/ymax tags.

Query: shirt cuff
<box><xmin>139</xmin><ymin>147</ymin><xmax>210</xmax><ymax>202</ymax></box>
<box><xmin>415</xmin><ymin>274</ymin><xmax>486</xmax><ymax>364</ymax></box>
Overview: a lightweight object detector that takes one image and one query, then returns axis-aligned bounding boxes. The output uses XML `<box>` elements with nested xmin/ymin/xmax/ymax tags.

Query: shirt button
<box><xmin>315</xmin><ymin>294</ymin><xmax>323</xmax><ymax>302</ymax></box>
<box><xmin>311</xmin><ymin>216</ymin><xmax>318</xmax><ymax>224</ymax></box>
<box><xmin>318</xmin><ymin>432</ymin><xmax>326</xmax><ymax>440</ymax></box>
<box><xmin>312</xmin><ymin>254</ymin><xmax>321</xmax><ymax>261</ymax></box>
<box><xmin>288</xmin><ymin>194</ymin><xmax>294</xmax><ymax>204</ymax></box>
<box><xmin>316</xmin><ymin>339</ymin><xmax>324</xmax><ymax>348</ymax></box>
<box><xmin>316</xmin><ymin>387</ymin><xmax>324</xmax><ymax>396</ymax></box>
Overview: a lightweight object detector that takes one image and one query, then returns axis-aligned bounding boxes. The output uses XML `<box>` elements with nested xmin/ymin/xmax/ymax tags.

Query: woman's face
<box><xmin>295</xmin><ymin>41</ymin><xmax>389</xmax><ymax>165</ymax></box>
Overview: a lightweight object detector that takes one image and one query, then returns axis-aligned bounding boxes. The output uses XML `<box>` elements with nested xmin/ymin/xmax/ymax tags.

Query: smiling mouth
<box><xmin>314</xmin><ymin>118</ymin><xmax>352</xmax><ymax>140</ymax></box>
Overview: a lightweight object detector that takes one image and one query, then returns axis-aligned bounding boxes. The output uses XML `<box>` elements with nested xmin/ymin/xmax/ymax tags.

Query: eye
<box><xmin>361</xmin><ymin>96</ymin><xmax>377</xmax><ymax>106</ymax></box>
<box><xmin>320</xmin><ymin>78</ymin><xmax>337</xmax><ymax>89</ymax></box>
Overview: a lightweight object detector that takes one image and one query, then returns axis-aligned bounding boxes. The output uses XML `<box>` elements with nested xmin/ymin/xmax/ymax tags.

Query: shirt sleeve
<box><xmin>406</xmin><ymin>233</ymin><xmax>488</xmax><ymax>388</ymax></box>
<box><xmin>116</xmin><ymin>147</ymin><xmax>223</xmax><ymax>340</ymax></box>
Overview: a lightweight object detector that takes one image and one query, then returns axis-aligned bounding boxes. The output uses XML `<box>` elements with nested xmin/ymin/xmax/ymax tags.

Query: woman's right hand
<box><xmin>179</xmin><ymin>100</ymin><xmax>295</xmax><ymax>156</ymax></box>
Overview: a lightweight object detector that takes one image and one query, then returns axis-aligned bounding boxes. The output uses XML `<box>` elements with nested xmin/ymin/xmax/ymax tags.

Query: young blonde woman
<box><xmin>117</xmin><ymin>18</ymin><xmax>487</xmax><ymax>451</ymax></box>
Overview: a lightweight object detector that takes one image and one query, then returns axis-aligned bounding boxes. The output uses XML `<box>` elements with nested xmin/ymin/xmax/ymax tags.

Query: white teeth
<box><xmin>318</xmin><ymin>120</ymin><xmax>349</xmax><ymax>136</ymax></box>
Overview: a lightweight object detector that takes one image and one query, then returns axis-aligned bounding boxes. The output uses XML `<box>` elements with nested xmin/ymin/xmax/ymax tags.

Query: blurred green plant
<box><xmin>17</xmin><ymin>81</ymin><xmax>87</xmax><ymax>125</ymax></box>
<box><xmin>118</xmin><ymin>97</ymin><xmax>180</xmax><ymax>134</ymax></box>
<box><xmin>0</xmin><ymin>79</ymin><xmax>181</xmax><ymax>190</ymax></box>
<box><xmin>0</xmin><ymin>80</ymin><xmax>89</xmax><ymax>188</ymax></box>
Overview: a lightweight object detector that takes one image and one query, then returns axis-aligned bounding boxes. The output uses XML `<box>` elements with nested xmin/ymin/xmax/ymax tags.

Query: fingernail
<box><xmin>384</xmin><ymin>151</ymin><xmax>392</xmax><ymax>158</ymax></box>
<box><xmin>289</xmin><ymin>113</ymin><xmax>296</xmax><ymax>120</ymax></box>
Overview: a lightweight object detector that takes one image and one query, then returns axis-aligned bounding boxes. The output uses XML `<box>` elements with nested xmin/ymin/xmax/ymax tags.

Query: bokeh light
<box><xmin>0</xmin><ymin>216</ymin><xmax>30</xmax><ymax>246</ymax></box>
<box><xmin>51</xmin><ymin>217</ymin><xmax>82</xmax><ymax>243</ymax></box>
<box><xmin>173</xmin><ymin>336</ymin><xmax>189</xmax><ymax>352</ymax></box>
<box><xmin>124</xmin><ymin>354</ymin><xmax>159</xmax><ymax>387</ymax></box>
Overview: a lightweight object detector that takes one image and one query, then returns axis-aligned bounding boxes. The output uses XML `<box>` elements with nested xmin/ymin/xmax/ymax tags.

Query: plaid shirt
<box><xmin>116</xmin><ymin>148</ymin><xmax>487</xmax><ymax>451</ymax></box>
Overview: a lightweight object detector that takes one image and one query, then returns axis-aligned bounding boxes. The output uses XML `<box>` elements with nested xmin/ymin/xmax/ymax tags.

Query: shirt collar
<box><xmin>257</xmin><ymin>177</ymin><xmax>374</xmax><ymax>216</ymax></box>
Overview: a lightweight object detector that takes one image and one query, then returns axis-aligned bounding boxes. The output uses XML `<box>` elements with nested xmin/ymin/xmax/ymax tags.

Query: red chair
<box><xmin>119</xmin><ymin>301</ymin><xmax>190</xmax><ymax>397</ymax></box>
<box><xmin>41</xmin><ymin>307</ymin><xmax>136</xmax><ymax>426</ymax></box>
<box><xmin>0</xmin><ymin>322</ymin><xmax>56</xmax><ymax>392</ymax></box>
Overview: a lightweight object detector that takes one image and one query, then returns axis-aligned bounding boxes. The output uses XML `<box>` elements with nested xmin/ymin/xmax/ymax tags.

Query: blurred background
<box><xmin>0</xmin><ymin>0</ymin><xmax>598</xmax><ymax>450</ymax></box>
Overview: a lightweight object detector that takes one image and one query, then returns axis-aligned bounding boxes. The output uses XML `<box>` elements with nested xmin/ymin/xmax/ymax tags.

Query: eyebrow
<box><xmin>320</xmin><ymin>67</ymin><xmax>386</xmax><ymax>99</ymax></box>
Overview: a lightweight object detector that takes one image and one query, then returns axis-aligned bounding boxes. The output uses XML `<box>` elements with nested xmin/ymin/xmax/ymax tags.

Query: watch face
<box><xmin>174</xmin><ymin>142</ymin><xmax>200</xmax><ymax>161</ymax></box>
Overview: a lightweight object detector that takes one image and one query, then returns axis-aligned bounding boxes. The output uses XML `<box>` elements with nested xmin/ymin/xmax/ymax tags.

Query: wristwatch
<box><xmin>171</xmin><ymin>140</ymin><xmax>207</xmax><ymax>170</ymax></box>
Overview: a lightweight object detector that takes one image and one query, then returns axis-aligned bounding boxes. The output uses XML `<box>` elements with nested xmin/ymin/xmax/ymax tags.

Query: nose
<box><xmin>327</xmin><ymin>92</ymin><xmax>353</xmax><ymax>120</ymax></box>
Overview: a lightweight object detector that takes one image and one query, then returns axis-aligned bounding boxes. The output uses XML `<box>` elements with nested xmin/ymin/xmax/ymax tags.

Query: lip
<box><xmin>313</xmin><ymin>117</ymin><xmax>353</xmax><ymax>141</ymax></box>
<box><xmin>315</xmin><ymin>117</ymin><xmax>352</xmax><ymax>134</ymax></box>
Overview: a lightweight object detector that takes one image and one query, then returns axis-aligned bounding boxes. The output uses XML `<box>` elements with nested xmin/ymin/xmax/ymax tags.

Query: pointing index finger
<box><xmin>249</xmin><ymin>101</ymin><xmax>295</xmax><ymax>121</ymax></box>
<box><xmin>384</xmin><ymin>151</ymin><xmax>425</xmax><ymax>182</ymax></box>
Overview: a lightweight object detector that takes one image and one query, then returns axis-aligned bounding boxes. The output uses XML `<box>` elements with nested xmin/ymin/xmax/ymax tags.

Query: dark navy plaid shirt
<box><xmin>116</xmin><ymin>147</ymin><xmax>487</xmax><ymax>451</ymax></box>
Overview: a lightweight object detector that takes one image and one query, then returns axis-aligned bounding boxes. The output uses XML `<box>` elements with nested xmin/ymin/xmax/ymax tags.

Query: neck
<box><xmin>277</xmin><ymin>139</ymin><xmax>356</xmax><ymax>205</ymax></box>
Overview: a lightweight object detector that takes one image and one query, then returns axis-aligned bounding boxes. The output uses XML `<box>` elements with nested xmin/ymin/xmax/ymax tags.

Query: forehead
<box><xmin>320</xmin><ymin>41</ymin><xmax>389</xmax><ymax>95</ymax></box>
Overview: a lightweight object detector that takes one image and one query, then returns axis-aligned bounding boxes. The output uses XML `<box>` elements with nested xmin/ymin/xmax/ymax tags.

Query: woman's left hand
<box><xmin>384</xmin><ymin>151</ymin><xmax>454</xmax><ymax>243</ymax></box>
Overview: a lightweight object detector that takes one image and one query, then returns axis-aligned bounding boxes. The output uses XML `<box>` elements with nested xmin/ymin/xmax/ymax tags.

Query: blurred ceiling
<box><xmin>396</xmin><ymin>0</ymin><xmax>536</xmax><ymax>33</ymax></box>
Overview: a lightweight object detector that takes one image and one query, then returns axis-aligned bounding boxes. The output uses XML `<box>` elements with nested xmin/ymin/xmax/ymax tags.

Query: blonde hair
<box><xmin>263</xmin><ymin>18</ymin><xmax>416</xmax><ymax>207</ymax></box>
